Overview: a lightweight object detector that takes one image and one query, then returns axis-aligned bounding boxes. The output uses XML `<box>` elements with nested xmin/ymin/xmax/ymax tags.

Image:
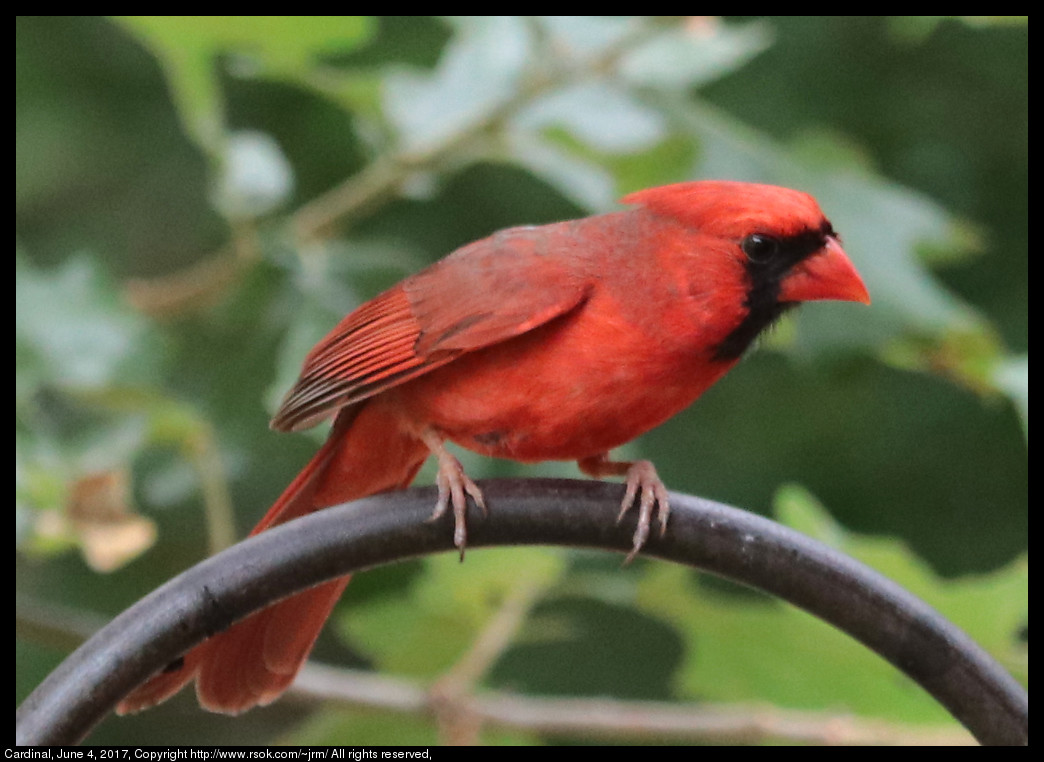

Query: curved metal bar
<box><xmin>15</xmin><ymin>479</ymin><xmax>1028</xmax><ymax>745</ymax></box>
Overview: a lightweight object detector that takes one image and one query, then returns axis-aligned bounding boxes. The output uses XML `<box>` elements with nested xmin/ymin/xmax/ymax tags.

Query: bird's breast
<box><xmin>388</xmin><ymin>293</ymin><xmax>739</xmax><ymax>462</ymax></box>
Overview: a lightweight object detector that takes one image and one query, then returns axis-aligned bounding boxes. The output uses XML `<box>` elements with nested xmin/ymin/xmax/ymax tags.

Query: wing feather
<box><xmin>270</xmin><ymin>222</ymin><xmax>594</xmax><ymax>432</ymax></box>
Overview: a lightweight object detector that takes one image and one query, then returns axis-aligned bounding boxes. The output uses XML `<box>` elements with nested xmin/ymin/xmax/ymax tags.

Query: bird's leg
<box><xmin>422</xmin><ymin>431</ymin><xmax>486</xmax><ymax>560</ymax></box>
<box><xmin>578</xmin><ymin>453</ymin><xmax>670</xmax><ymax>563</ymax></box>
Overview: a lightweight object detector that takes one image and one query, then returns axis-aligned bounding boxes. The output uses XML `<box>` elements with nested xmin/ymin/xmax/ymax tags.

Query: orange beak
<box><xmin>779</xmin><ymin>237</ymin><xmax>871</xmax><ymax>305</ymax></box>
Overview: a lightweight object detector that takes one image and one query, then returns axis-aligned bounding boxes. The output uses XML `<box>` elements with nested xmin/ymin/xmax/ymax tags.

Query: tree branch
<box><xmin>291</xmin><ymin>663</ymin><xmax>974</xmax><ymax>746</ymax></box>
<box><xmin>15</xmin><ymin>479</ymin><xmax>1028</xmax><ymax>746</ymax></box>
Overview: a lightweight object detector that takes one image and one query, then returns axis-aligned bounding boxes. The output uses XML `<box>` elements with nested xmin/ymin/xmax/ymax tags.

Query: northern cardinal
<box><xmin>117</xmin><ymin>180</ymin><xmax>869</xmax><ymax>715</ymax></box>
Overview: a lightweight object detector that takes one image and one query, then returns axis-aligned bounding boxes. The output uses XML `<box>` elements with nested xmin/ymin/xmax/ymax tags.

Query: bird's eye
<box><xmin>741</xmin><ymin>234</ymin><xmax>780</xmax><ymax>263</ymax></box>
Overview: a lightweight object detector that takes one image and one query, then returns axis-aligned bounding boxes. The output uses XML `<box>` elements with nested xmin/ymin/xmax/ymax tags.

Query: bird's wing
<box><xmin>270</xmin><ymin>222</ymin><xmax>595</xmax><ymax>432</ymax></box>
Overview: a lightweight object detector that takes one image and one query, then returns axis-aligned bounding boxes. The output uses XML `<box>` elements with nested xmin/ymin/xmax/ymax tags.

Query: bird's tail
<box><xmin>117</xmin><ymin>401</ymin><xmax>429</xmax><ymax>715</ymax></box>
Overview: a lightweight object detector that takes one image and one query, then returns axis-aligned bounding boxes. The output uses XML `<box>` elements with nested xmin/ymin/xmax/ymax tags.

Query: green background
<box><xmin>17</xmin><ymin>16</ymin><xmax>1026</xmax><ymax>745</ymax></box>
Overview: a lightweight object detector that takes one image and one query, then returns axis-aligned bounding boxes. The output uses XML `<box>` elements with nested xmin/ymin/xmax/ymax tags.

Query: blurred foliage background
<box><xmin>16</xmin><ymin>16</ymin><xmax>1026</xmax><ymax>745</ymax></box>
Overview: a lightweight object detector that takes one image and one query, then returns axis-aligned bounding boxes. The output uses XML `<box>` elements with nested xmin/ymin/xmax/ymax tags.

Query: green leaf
<box><xmin>16</xmin><ymin>253</ymin><xmax>152</xmax><ymax>392</ymax></box>
<box><xmin>504</xmin><ymin>19</ymin><xmax>770</xmax><ymax>212</ymax></box>
<box><xmin>212</xmin><ymin>130</ymin><xmax>295</xmax><ymax>219</ymax></box>
<box><xmin>342</xmin><ymin>548</ymin><xmax>565</xmax><ymax>678</ymax></box>
<box><xmin>114</xmin><ymin>16</ymin><xmax>374</xmax><ymax>152</ymax></box>
<box><xmin>635</xmin><ymin>485</ymin><xmax>1026</xmax><ymax>722</ymax></box>
<box><xmin>536</xmin><ymin>16</ymin><xmax>637</xmax><ymax>57</ymax></box>
<box><xmin>992</xmin><ymin>354</ymin><xmax>1028</xmax><ymax>436</ymax></box>
<box><xmin>507</xmin><ymin>133</ymin><xmax>617</xmax><ymax>211</ymax></box>
<box><xmin>382</xmin><ymin>16</ymin><xmax>532</xmax><ymax>153</ymax></box>
<box><xmin>516</xmin><ymin>82</ymin><xmax>667</xmax><ymax>153</ymax></box>
<box><xmin>620</xmin><ymin>19</ymin><xmax>773</xmax><ymax>88</ymax></box>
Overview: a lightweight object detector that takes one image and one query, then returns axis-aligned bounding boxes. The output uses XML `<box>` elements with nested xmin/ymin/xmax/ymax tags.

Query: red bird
<box><xmin>118</xmin><ymin>180</ymin><xmax>869</xmax><ymax>715</ymax></box>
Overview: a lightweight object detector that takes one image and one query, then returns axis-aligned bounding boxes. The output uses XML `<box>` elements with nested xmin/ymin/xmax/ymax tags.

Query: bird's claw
<box><xmin>427</xmin><ymin>447</ymin><xmax>486</xmax><ymax>560</ymax></box>
<box><xmin>616</xmin><ymin>460</ymin><xmax>670</xmax><ymax>564</ymax></box>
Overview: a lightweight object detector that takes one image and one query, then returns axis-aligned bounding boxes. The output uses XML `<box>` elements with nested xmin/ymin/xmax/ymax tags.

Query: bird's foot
<box><xmin>424</xmin><ymin>432</ymin><xmax>486</xmax><ymax>559</ymax></box>
<box><xmin>579</xmin><ymin>454</ymin><xmax>670</xmax><ymax>563</ymax></box>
